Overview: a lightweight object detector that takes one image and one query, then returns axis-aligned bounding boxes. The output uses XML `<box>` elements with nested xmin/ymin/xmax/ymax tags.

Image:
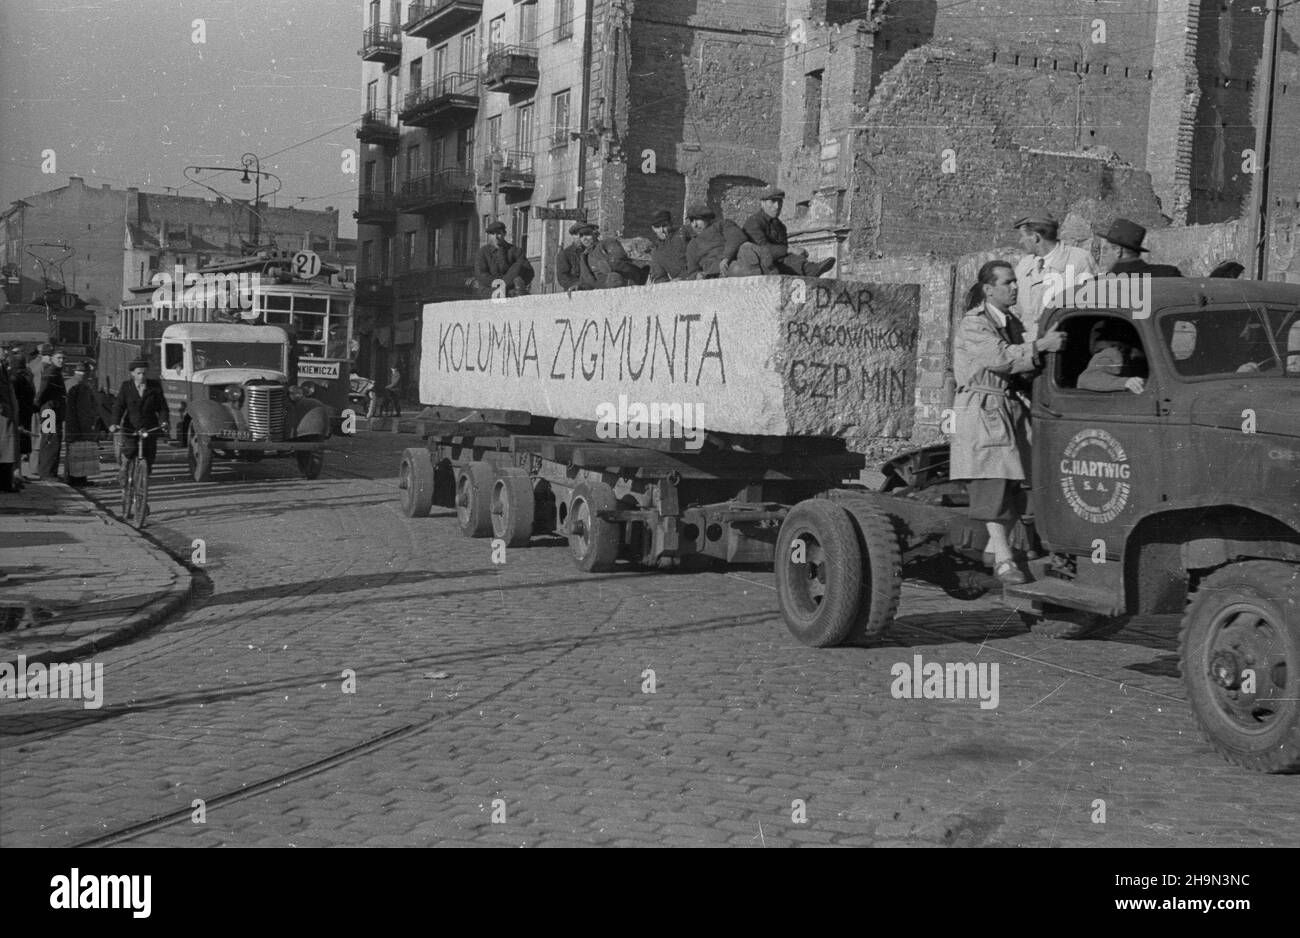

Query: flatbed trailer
<box><xmin>396</xmin><ymin>406</ymin><xmax>866</xmax><ymax>571</ymax></box>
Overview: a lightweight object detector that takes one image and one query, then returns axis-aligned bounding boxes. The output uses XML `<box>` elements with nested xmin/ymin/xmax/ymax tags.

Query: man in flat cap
<box><xmin>474</xmin><ymin>219</ymin><xmax>534</xmax><ymax>297</ymax></box>
<box><xmin>34</xmin><ymin>344</ymin><xmax>66</xmax><ymax>480</ymax></box>
<box><xmin>1095</xmin><ymin>218</ymin><xmax>1182</xmax><ymax>277</ymax></box>
<box><xmin>109</xmin><ymin>358</ymin><xmax>169</xmax><ymax>480</ymax></box>
<box><xmin>1012</xmin><ymin>210</ymin><xmax>1096</xmax><ymax>340</ymax></box>
<box><xmin>574</xmin><ymin>224</ymin><xmax>643</xmax><ymax>290</ymax></box>
<box><xmin>684</xmin><ymin>204</ymin><xmax>747</xmax><ymax>279</ymax></box>
<box><xmin>64</xmin><ymin>361</ymin><xmax>103</xmax><ymax>487</ymax></box>
<box><xmin>648</xmin><ymin>210</ymin><xmax>691</xmax><ymax>283</ymax></box>
<box><xmin>555</xmin><ymin>221</ymin><xmax>587</xmax><ymax>291</ymax></box>
<box><xmin>738</xmin><ymin>188</ymin><xmax>835</xmax><ymax>278</ymax></box>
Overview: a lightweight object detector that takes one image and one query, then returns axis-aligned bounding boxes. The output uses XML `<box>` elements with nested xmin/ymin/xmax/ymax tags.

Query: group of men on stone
<box><xmin>0</xmin><ymin>343</ymin><xmax>105</xmax><ymax>490</ymax></box>
<box><xmin>469</xmin><ymin>187</ymin><xmax>837</xmax><ymax>297</ymax></box>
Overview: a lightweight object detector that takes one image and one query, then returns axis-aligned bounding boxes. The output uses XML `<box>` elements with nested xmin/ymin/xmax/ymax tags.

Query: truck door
<box><xmin>1032</xmin><ymin>311</ymin><xmax>1171</xmax><ymax>560</ymax></box>
<box><xmin>160</xmin><ymin>340</ymin><xmax>188</xmax><ymax>442</ymax></box>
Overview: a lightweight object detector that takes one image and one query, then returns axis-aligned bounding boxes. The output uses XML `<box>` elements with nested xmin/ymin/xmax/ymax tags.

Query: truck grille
<box><xmin>244</xmin><ymin>384</ymin><xmax>286</xmax><ymax>442</ymax></box>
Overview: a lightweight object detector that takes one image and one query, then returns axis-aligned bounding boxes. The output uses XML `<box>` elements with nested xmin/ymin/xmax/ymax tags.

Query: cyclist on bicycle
<box><xmin>109</xmin><ymin>359</ymin><xmax>169</xmax><ymax>475</ymax></box>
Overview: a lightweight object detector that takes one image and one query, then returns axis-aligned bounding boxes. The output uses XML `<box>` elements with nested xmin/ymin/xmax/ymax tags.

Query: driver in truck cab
<box><xmin>109</xmin><ymin>359</ymin><xmax>169</xmax><ymax>475</ymax></box>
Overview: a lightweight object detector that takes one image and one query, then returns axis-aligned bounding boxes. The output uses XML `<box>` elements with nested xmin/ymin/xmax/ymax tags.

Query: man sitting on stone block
<box><xmin>683</xmin><ymin>204</ymin><xmax>747</xmax><ymax>279</ymax></box>
<box><xmin>474</xmin><ymin>220</ymin><xmax>533</xmax><ymax>296</ymax></box>
<box><xmin>737</xmin><ymin>188</ymin><xmax>836</xmax><ymax>278</ymax></box>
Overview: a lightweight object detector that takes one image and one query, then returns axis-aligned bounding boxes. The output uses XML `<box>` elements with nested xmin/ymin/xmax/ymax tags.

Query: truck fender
<box><xmin>187</xmin><ymin>399</ymin><xmax>236</xmax><ymax>436</ymax></box>
<box><xmin>292</xmin><ymin>399</ymin><xmax>332</xmax><ymax>440</ymax></box>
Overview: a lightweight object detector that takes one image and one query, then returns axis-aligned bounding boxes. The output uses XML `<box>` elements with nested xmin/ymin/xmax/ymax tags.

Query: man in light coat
<box><xmin>1012</xmin><ymin>210</ymin><xmax>1096</xmax><ymax>340</ymax></box>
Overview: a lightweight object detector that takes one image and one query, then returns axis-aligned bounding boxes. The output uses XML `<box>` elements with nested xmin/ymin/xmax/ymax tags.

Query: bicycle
<box><xmin>113</xmin><ymin>426</ymin><xmax>165</xmax><ymax>529</ymax></box>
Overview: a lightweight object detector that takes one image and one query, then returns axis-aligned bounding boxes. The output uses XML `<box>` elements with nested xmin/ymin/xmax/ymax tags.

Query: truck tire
<box><xmin>455</xmin><ymin>462</ymin><xmax>494</xmax><ymax>538</ymax></box>
<box><xmin>567</xmin><ymin>480</ymin><xmax>620</xmax><ymax>572</ymax></box>
<box><xmin>398</xmin><ymin>448</ymin><xmax>435</xmax><ymax>517</ymax></box>
<box><xmin>1021</xmin><ymin>606</ymin><xmax>1126</xmax><ymax>640</ymax></box>
<box><xmin>491</xmin><ymin>468</ymin><xmax>534</xmax><ymax>547</ymax></box>
<box><xmin>296</xmin><ymin>450</ymin><xmax>324</xmax><ymax>479</ymax></box>
<box><xmin>188</xmin><ymin>431</ymin><xmax>213</xmax><ymax>483</ymax></box>
<box><xmin>841</xmin><ymin>502</ymin><xmax>904</xmax><ymax>642</ymax></box>
<box><xmin>1180</xmin><ymin>561</ymin><xmax>1300</xmax><ymax>773</ymax></box>
<box><xmin>775</xmin><ymin>499</ymin><xmax>864</xmax><ymax>647</ymax></box>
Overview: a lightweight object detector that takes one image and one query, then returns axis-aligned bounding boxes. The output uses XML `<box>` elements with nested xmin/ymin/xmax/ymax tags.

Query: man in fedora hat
<box><xmin>684</xmin><ymin>203</ymin><xmax>747</xmax><ymax>279</ymax></box>
<box><xmin>738</xmin><ymin>188</ymin><xmax>835</xmax><ymax>278</ymax></box>
<box><xmin>647</xmin><ymin>209</ymin><xmax>691</xmax><ymax>283</ymax></box>
<box><xmin>474</xmin><ymin>219</ymin><xmax>533</xmax><ymax>296</ymax></box>
<box><xmin>1012</xmin><ymin>210</ymin><xmax>1096</xmax><ymax>340</ymax></box>
<box><xmin>1095</xmin><ymin>218</ymin><xmax>1182</xmax><ymax>277</ymax></box>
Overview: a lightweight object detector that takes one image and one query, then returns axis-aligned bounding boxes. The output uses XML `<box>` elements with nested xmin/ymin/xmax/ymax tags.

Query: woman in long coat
<box><xmin>64</xmin><ymin>362</ymin><xmax>103</xmax><ymax>486</ymax></box>
<box><xmin>951</xmin><ymin>260</ymin><xmax>1065</xmax><ymax>583</ymax></box>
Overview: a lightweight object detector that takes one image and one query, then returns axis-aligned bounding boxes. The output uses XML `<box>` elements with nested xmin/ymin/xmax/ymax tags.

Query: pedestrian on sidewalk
<box><xmin>0</xmin><ymin>347</ymin><xmax>20</xmax><ymax>492</ymax></box>
<box><xmin>6</xmin><ymin>347</ymin><xmax>34</xmax><ymax>475</ymax></box>
<box><xmin>384</xmin><ymin>365</ymin><xmax>402</xmax><ymax>418</ymax></box>
<box><xmin>34</xmin><ymin>345</ymin><xmax>66</xmax><ymax>481</ymax></box>
<box><xmin>64</xmin><ymin>362</ymin><xmax>103</xmax><ymax>487</ymax></box>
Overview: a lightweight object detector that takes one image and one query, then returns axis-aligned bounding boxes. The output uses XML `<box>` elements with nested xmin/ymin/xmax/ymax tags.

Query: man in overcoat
<box><xmin>34</xmin><ymin>345</ymin><xmax>66</xmax><ymax>480</ymax></box>
<box><xmin>683</xmin><ymin>204</ymin><xmax>747</xmax><ymax>279</ymax></box>
<box><xmin>647</xmin><ymin>210</ymin><xmax>691</xmax><ymax>283</ymax></box>
<box><xmin>1012</xmin><ymin>210</ymin><xmax>1096</xmax><ymax>340</ymax></box>
<box><xmin>474</xmin><ymin>220</ymin><xmax>534</xmax><ymax>296</ymax></box>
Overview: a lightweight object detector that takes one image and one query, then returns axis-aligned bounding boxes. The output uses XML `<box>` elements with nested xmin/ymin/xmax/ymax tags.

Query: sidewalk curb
<box><xmin>1</xmin><ymin>483</ymin><xmax>194</xmax><ymax>669</ymax></box>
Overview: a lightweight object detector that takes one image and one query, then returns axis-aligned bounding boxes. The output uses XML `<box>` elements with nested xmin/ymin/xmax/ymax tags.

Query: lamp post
<box><xmin>183</xmin><ymin>157</ymin><xmax>282</xmax><ymax>254</ymax></box>
<box><xmin>240</xmin><ymin>153</ymin><xmax>263</xmax><ymax>248</ymax></box>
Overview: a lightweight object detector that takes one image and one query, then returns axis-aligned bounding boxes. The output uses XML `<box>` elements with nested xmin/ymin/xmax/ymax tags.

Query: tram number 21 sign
<box><xmin>291</xmin><ymin>250</ymin><xmax>322</xmax><ymax>279</ymax></box>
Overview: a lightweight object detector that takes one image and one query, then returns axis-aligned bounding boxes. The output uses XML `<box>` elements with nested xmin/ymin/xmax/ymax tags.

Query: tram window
<box><xmin>294</xmin><ymin>296</ymin><xmax>327</xmax><ymax>313</ymax></box>
<box><xmin>265</xmin><ymin>295</ymin><xmax>292</xmax><ymax>311</ymax></box>
<box><xmin>265</xmin><ymin>311</ymin><xmax>292</xmax><ymax>325</ymax></box>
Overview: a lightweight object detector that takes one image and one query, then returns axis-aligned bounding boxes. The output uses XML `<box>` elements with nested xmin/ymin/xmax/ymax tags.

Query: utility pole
<box><xmin>1249</xmin><ymin>0</ymin><xmax>1281</xmax><ymax>280</ymax></box>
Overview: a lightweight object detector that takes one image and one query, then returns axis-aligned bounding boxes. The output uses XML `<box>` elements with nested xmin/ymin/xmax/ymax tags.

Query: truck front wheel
<box><xmin>1180</xmin><ymin>561</ymin><xmax>1300</xmax><ymax>773</ymax></box>
<box><xmin>296</xmin><ymin>449</ymin><xmax>325</xmax><ymax>480</ymax></box>
<box><xmin>188</xmin><ymin>431</ymin><xmax>213</xmax><ymax>483</ymax></box>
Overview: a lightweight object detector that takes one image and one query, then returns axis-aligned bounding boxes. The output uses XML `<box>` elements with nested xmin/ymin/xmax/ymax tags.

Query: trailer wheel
<box><xmin>398</xmin><ymin>447</ymin><xmax>435</xmax><ymax>517</ymax></box>
<box><xmin>841</xmin><ymin>502</ymin><xmax>904</xmax><ymax>642</ymax></box>
<box><xmin>568</xmin><ymin>481</ymin><xmax>620</xmax><ymax>572</ymax></box>
<box><xmin>188</xmin><ymin>431</ymin><xmax>213</xmax><ymax>483</ymax></box>
<box><xmin>492</xmin><ymin>468</ymin><xmax>535</xmax><ymax>547</ymax></box>
<box><xmin>296</xmin><ymin>449</ymin><xmax>325</xmax><ymax>480</ymax></box>
<box><xmin>1180</xmin><ymin>561</ymin><xmax>1300</xmax><ymax>772</ymax></box>
<box><xmin>775</xmin><ymin>500</ymin><xmax>865</xmax><ymax>647</ymax></box>
<box><xmin>455</xmin><ymin>462</ymin><xmax>494</xmax><ymax>538</ymax></box>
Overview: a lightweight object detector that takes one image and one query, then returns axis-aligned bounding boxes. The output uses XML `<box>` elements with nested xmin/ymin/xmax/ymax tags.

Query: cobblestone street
<box><xmin>1</xmin><ymin>432</ymin><xmax>1295</xmax><ymax>848</ymax></box>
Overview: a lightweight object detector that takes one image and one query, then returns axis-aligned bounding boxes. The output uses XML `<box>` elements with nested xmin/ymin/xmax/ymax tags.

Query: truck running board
<box><xmin>1001</xmin><ymin>572</ymin><xmax>1125</xmax><ymax>617</ymax></box>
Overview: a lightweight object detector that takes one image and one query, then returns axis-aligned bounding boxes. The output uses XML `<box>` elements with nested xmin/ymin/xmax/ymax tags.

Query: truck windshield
<box><xmin>191</xmin><ymin>342</ymin><xmax>283</xmax><ymax>372</ymax></box>
<box><xmin>1159</xmin><ymin>306</ymin><xmax>1300</xmax><ymax>378</ymax></box>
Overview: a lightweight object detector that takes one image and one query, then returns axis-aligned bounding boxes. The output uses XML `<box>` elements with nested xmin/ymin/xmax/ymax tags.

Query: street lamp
<box><xmin>183</xmin><ymin>156</ymin><xmax>282</xmax><ymax>252</ymax></box>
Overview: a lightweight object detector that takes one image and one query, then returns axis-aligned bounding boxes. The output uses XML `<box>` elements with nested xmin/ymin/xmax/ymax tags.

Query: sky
<box><xmin>0</xmin><ymin>0</ymin><xmax>363</xmax><ymax>239</ymax></box>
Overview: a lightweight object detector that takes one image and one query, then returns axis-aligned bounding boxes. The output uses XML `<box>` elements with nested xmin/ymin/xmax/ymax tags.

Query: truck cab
<box><xmin>159</xmin><ymin>322</ymin><xmax>331</xmax><ymax>482</ymax></box>
<box><xmin>1011</xmin><ymin>277</ymin><xmax>1300</xmax><ymax>771</ymax></box>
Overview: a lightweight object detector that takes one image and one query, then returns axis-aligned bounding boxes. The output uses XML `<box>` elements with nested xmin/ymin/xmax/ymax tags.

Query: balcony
<box><xmin>355</xmin><ymin>191</ymin><xmax>400</xmax><ymax>225</ymax></box>
<box><xmin>355</xmin><ymin>276</ymin><xmax>394</xmax><ymax>305</ymax></box>
<box><xmin>398</xmin><ymin>169</ymin><xmax>477</xmax><ymax>214</ymax></box>
<box><xmin>404</xmin><ymin>0</ymin><xmax>482</xmax><ymax>42</ymax></box>
<box><xmin>394</xmin><ymin>266</ymin><xmax>476</xmax><ymax>302</ymax></box>
<box><xmin>400</xmin><ymin>73</ymin><xmax>480</xmax><ymax>128</ymax></box>
<box><xmin>359</xmin><ymin>23</ymin><xmax>401</xmax><ymax>64</ymax></box>
<box><xmin>357</xmin><ymin>107</ymin><xmax>399</xmax><ymax>146</ymax></box>
<box><xmin>483</xmin><ymin>45</ymin><xmax>539</xmax><ymax>95</ymax></box>
<box><xmin>482</xmin><ymin>150</ymin><xmax>535</xmax><ymax>193</ymax></box>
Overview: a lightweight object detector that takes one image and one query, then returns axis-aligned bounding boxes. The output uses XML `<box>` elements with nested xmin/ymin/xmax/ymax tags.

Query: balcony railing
<box><xmin>482</xmin><ymin>150</ymin><xmax>536</xmax><ymax>192</ymax></box>
<box><xmin>357</xmin><ymin>107</ymin><xmax>399</xmax><ymax>145</ymax></box>
<box><xmin>400</xmin><ymin>72</ymin><xmax>480</xmax><ymax>127</ymax></box>
<box><xmin>404</xmin><ymin>0</ymin><xmax>482</xmax><ymax>41</ymax></box>
<box><xmin>360</xmin><ymin>23</ymin><xmax>401</xmax><ymax>63</ymax></box>
<box><xmin>483</xmin><ymin>45</ymin><xmax>539</xmax><ymax>94</ymax></box>
<box><xmin>394</xmin><ymin>265</ymin><xmax>476</xmax><ymax>301</ymax></box>
<box><xmin>398</xmin><ymin>169</ymin><xmax>477</xmax><ymax>213</ymax></box>
<box><xmin>355</xmin><ymin>190</ymin><xmax>400</xmax><ymax>224</ymax></box>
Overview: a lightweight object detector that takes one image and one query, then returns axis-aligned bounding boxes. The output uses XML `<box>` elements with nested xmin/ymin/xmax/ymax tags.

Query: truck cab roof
<box><xmin>160</xmin><ymin>323</ymin><xmax>292</xmax><ymax>343</ymax></box>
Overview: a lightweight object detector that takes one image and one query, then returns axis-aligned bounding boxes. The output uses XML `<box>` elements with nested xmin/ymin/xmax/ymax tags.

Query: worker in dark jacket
<box><xmin>555</xmin><ymin>222</ymin><xmax>586</xmax><ymax>290</ymax></box>
<box><xmin>474</xmin><ymin>220</ymin><xmax>534</xmax><ymax>296</ymax></box>
<box><xmin>64</xmin><ymin>361</ymin><xmax>103</xmax><ymax>486</ymax></box>
<box><xmin>648</xmin><ymin>210</ymin><xmax>691</xmax><ymax>283</ymax></box>
<box><xmin>738</xmin><ymin>188</ymin><xmax>836</xmax><ymax>278</ymax></box>
<box><xmin>110</xmin><ymin>359</ymin><xmax>170</xmax><ymax>475</ymax></box>
<box><xmin>34</xmin><ymin>344</ymin><xmax>66</xmax><ymax>480</ymax></box>
<box><xmin>576</xmin><ymin>225</ymin><xmax>645</xmax><ymax>289</ymax></box>
<box><xmin>683</xmin><ymin>204</ymin><xmax>747</xmax><ymax>279</ymax></box>
<box><xmin>1095</xmin><ymin>218</ymin><xmax>1182</xmax><ymax>277</ymax></box>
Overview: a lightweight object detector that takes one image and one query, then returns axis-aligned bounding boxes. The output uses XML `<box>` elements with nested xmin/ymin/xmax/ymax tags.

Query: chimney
<box><xmin>69</xmin><ymin>175</ymin><xmax>84</xmax><ymax>188</ymax></box>
<box><xmin>126</xmin><ymin>187</ymin><xmax>140</xmax><ymax>226</ymax></box>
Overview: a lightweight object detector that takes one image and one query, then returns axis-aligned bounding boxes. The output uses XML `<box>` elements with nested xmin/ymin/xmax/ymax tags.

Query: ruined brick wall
<box><xmin>851</xmin><ymin>43</ymin><xmax>1166</xmax><ymax>258</ymax></box>
<box><xmin>598</xmin><ymin>0</ymin><xmax>785</xmax><ymax>234</ymax></box>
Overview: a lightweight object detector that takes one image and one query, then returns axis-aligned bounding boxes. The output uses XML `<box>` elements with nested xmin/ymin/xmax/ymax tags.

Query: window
<box><xmin>512</xmin><ymin>205</ymin><xmax>530</xmax><ymax>254</ymax></box>
<box><xmin>366</xmin><ymin>79</ymin><xmax>378</xmax><ymax>113</ymax></box>
<box><xmin>368</xmin><ymin>0</ymin><xmax>380</xmax><ymax>27</ymax></box>
<box><xmin>383</xmin><ymin>235</ymin><xmax>394</xmax><ymax>276</ymax></box>
<box><xmin>164</xmin><ymin>343</ymin><xmax>184</xmax><ymax>371</ymax></box>
<box><xmin>1054</xmin><ymin>315</ymin><xmax>1148</xmax><ymax>390</ymax></box>
<box><xmin>456</xmin><ymin>125</ymin><xmax>475</xmax><ymax>169</ymax></box>
<box><xmin>460</xmin><ymin>30</ymin><xmax>476</xmax><ymax>73</ymax></box>
<box><xmin>432</xmin><ymin>44</ymin><xmax>447</xmax><ymax>81</ymax></box>
<box><xmin>409</xmin><ymin>57</ymin><xmax>423</xmax><ymax>93</ymax></box>
<box><xmin>519</xmin><ymin>0</ymin><xmax>538</xmax><ymax>45</ymax></box>
<box><xmin>363</xmin><ymin>160</ymin><xmax>376</xmax><ymax>194</ymax></box>
<box><xmin>1159</xmin><ymin>306</ymin><xmax>1300</xmax><ymax>378</ymax></box>
<box><xmin>389</xmin><ymin>0</ymin><xmax>400</xmax><ymax>26</ymax></box>
<box><xmin>430</xmin><ymin>137</ymin><xmax>445</xmax><ymax>172</ymax></box>
<box><xmin>804</xmin><ymin>70</ymin><xmax>824</xmax><ymax>148</ymax></box>
<box><xmin>406</xmin><ymin>143</ymin><xmax>422</xmax><ymax>180</ymax></box>
<box><xmin>489</xmin><ymin>15</ymin><xmax>505</xmax><ymax>53</ymax></box>
<box><xmin>361</xmin><ymin>240</ymin><xmax>373</xmax><ymax>274</ymax></box>
<box><xmin>556</xmin><ymin>0</ymin><xmax>574</xmax><ymax>40</ymax></box>
<box><xmin>486</xmin><ymin>114</ymin><xmax>502</xmax><ymax>150</ymax></box>
<box><xmin>550</xmin><ymin>89</ymin><xmax>571</xmax><ymax>147</ymax></box>
<box><xmin>515</xmin><ymin>102</ymin><xmax>534</xmax><ymax>151</ymax></box>
<box><xmin>427</xmin><ymin>226</ymin><xmax>441</xmax><ymax>267</ymax></box>
<box><xmin>385</xmin><ymin>73</ymin><xmax>397</xmax><ymax>111</ymax></box>
<box><xmin>402</xmin><ymin>231</ymin><xmax>416</xmax><ymax>272</ymax></box>
<box><xmin>452</xmin><ymin>220</ymin><xmax>470</xmax><ymax>266</ymax></box>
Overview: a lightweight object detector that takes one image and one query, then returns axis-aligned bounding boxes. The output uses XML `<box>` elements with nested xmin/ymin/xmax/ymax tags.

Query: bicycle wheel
<box><xmin>121</xmin><ymin>458</ymin><xmax>135</xmax><ymax>520</ymax></box>
<box><xmin>132</xmin><ymin>458</ymin><xmax>149</xmax><ymax>528</ymax></box>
